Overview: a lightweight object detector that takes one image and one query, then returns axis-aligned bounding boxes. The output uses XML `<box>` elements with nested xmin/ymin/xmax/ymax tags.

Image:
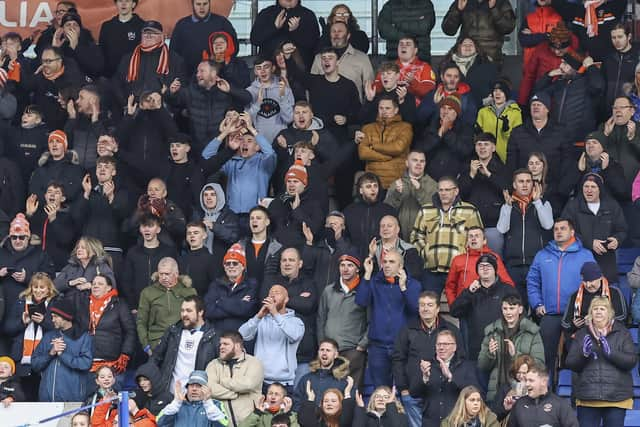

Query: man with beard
<box><xmin>292</xmin><ymin>339</ymin><xmax>352</xmax><ymax>411</ymax></box>
<box><xmin>150</xmin><ymin>295</ymin><xmax>218</xmax><ymax>396</ymax></box>
<box><xmin>157</xmin><ymin>370</ymin><xmax>228</xmax><ymax>427</ymax></box>
<box><xmin>343</xmin><ymin>173</ymin><xmax>396</xmax><ymax>258</ymax></box>
<box><xmin>310</xmin><ymin>21</ymin><xmax>374</xmax><ymax>102</ymax></box>
<box><xmin>417</xmin><ymin>62</ymin><xmax>476</xmax><ymax>125</ymax></box>
<box><xmin>207</xmin><ymin>331</ymin><xmax>264</xmax><ymax>426</ymax></box>
<box><xmin>239</xmin><ymin>285</ymin><xmax>304</xmax><ymax>393</ymax></box>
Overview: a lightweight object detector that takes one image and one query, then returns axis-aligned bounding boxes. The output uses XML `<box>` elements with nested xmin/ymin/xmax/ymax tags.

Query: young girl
<box><xmin>4</xmin><ymin>272</ymin><xmax>58</xmax><ymax>400</ymax></box>
<box><xmin>85</xmin><ymin>365</ymin><xmax>119</xmax><ymax>427</ymax></box>
<box><xmin>133</xmin><ymin>362</ymin><xmax>173</xmax><ymax>416</ymax></box>
<box><xmin>441</xmin><ymin>385</ymin><xmax>499</xmax><ymax>427</ymax></box>
<box><xmin>71</xmin><ymin>411</ymin><xmax>90</xmax><ymax>427</ymax></box>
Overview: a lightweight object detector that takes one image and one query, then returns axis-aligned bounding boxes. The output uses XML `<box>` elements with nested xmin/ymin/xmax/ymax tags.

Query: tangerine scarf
<box><xmin>89</xmin><ymin>288</ymin><xmax>118</xmax><ymax>334</ymax></box>
<box><xmin>511</xmin><ymin>193</ymin><xmax>532</xmax><ymax>217</ymax></box>
<box><xmin>127</xmin><ymin>41</ymin><xmax>169</xmax><ymax>82</ymax></box>
<box><xmin>574</xmin><ymin>278</ymin><xmax>611</xmax><ymax>319</ymax></box>
<box><xmin>584</xmin><ymin>0</ymin><xmax>604</xmax><ymax>38</ymax></box>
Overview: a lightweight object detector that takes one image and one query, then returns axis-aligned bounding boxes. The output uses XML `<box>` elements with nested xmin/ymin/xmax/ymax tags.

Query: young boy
<box><xmin>25</xmin><ymin>182</ymin><xmax>76</xmax><ymax>270</ymax></box>
<box><xmin>6</xmin><ymin>105</ymin><xmax>49</xmax><ymax>184</ymax></box>
<box><xmin>0</xmin><ymin>356</ymin><xmax>25</xmax><ymax>405</ymax></box>
<box><xmin>361</xmin><ymin>62</ymin><xmax>416</xmax><ymax>124</ymax></box>
<box><xmin>178</xmin><ymin>222</ymin><xmax>220</xmax><ymax>296</ymax></box>
<box><xmin>121</xmin><ymin>213</ymin><xmax>177</xmax><ymax>312</ymax></box>
<box><xmin>165</xmin><ymin>133</ymin><xmax>204</xmax><ymax>222</ymax></box>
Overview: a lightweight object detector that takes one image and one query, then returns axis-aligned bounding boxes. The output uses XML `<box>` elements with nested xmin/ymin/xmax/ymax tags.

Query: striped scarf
<box><xmin>574</xmin><ymin>279</ymin><xmax>611</xmax><ymax>319</ymax></box>
<box><xmin>511</xmin><ymin>193</ymin><xmax>532</xmax><ymax>218</ymax></box>
<box><xmin>21</xmin><ymin>298</ymin><xmax>47</xmax><ymax>364</ymax></box>
<box><xmin>127</xmin><ymin>42</ymin><xmax>169</xmax><ymax>82</ymax></box>
<box><xmin>584</xmin><ymin>0</ymin><xmax>605</xmax><ymax>37</ymax></box>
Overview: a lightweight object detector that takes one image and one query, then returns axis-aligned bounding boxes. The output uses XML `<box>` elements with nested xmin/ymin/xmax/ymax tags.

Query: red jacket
<box><xmin>444</xmin><ymin>245</ymin><xmax>515</xmax><ymax>306</ymax></box>
<box><xmin>374</xmin><ymin>58</ymin><xmax>436</xmax><ymax>104</ymax></box>
<box><xmin>522</xmin><ymin>6</ymin><xmax>564</xmax><ymax>68</ymax></box>
<box><xmin>518</xmin><ymin>39</ymin><xmax>578</xmax><ymax>105</ymax></box>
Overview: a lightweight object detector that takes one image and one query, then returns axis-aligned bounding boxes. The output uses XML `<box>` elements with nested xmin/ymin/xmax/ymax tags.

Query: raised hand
<box><xmin>169</xmin><ymin>78</ymin><xmax>181</xmax><ymax>94</ymax></box>
<box><xmin>288</xmin><ymin>16</ymin><xmax>301</xmax><ymax>31</ymax></box>
<box><xmin>217</xmin><ymin>78</ymin><xmax>231</xmax><ymax>93</ymax></box>
<box><xmin>503</xmin><ymin>189</ymin><xmax>512</xmax><ymax>206</ymax></box>
<box><xmin>344</xmin><ymin>376</ymin><xmax>354</xmax><ymax>398</ymax></box>
<box><xmin>302</xmin><ymin>222</ymin><xmax>313</xmax><ymax>245</ymax></box>
<box><xmin>364</xmin><ymin>80</ymin><xmax>376</xmax><ymax>102</ymax></box>
<box><xmin>275</xmin><ymin>9</ymin><xmax>287</xmax><ymax>29</ymax></box>
<box><xmin>174</xmin><ymin>380</ymin><xmax>186</xmax><ymax>401</ymax></box>
<box><xmin>127</xmin><ymin>94</ymin><xmax>138</xmax><ymax>116</ymax></box>
<box><xmin>306</xmin><ymin>380</ymin><xmax>315</xmax><ymax>401</ymax></box>
<box><xmin>355</xmin><ymin>390</ymin><xmax>365</xmax><ymax>407</ymax></box>
<box><xmin>25</xmin><ymin>194</ymin><xmax>39</xmax><ymax>216</ymax></box>
<box><xmin>66</xmin><ymin>99</ymin><xmax>76</xmax><ymax>119</ymax></box>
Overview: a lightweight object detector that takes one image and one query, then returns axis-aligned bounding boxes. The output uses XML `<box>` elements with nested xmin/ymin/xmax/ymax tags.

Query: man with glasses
<box><xmin>34</xmin><ymin>1</ymin><xmax>76</xmax><ymax>58</ymax></box>
<box><xmin>114</xmin><ymin>20</ymin><xmax>186</xmax><ymax>107</ymax></box>
<box><xmin>410</xmin><ymin>329</ymin><xmax>480</xmax><ymax>427</ymax></box>
<box><xmin>598</xmin><ymin>95</ymin><xmax>640</xmax><ymax>190</ymax></box>
<box><xmin>204</xmin><ymin>244</ymin><xmax>258</xmax><ymax>334</ymax></box>
<box><xmin>411</xmin><ymin>176</ymin><xmax>483</xmax><ymax>296</ymax></box>
<box><xmin>0</xmin><ymin>214</ymin><xmax>54</xmax><ymax>332</ymax></box>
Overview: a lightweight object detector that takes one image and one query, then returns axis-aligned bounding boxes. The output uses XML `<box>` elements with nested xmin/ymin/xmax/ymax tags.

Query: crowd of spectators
<box><xmin>2</xmin><ymin>0</ymin><xmax>640</xmax><ymax>426</ymax></box>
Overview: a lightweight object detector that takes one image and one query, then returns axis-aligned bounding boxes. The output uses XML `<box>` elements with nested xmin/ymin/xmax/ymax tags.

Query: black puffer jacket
<box><xmin>28</xmin><ymin>150</ymin><xmax>85</xmax><ymax>204</ymax></box>
<box><xmin>0</xmin><ymin>241</ymin><xmax>55</xmax><ymax>317</ymax></box>
<box><xmin>343</xmin><ymin>197</ymin><xmax>397</xmax><ymax>259</ymax></box>
<box><xmin>150</xmin><ymin>320</ymin><xmax>219</xmax><ymax>393</ymax></box>
<box><xmin>417</xmin><ymin>118</ymin><xmax>474</xmax><ymax>182</ymax></box>
<box><xmin>133</xmin><ymin>362</ymin><xmax>173</xmax><ymax>416</ymax></box>
<box><xmin>602</xmin><ymin>44</ymin><xmax>640</xmax><ymax>110</ymax></box>
<box><xmin>72</xmin><ymin>290</ymin><xmax>137</xmax><ymax>361</ymax></box>
<box><xmin>561</xmin><ymin>195</ymin><xmax>627</xmax><ymax>282</ymax></box>
<box><xmin>565</xmin><ymin>321</ymin><xmax>637</xmax><ymax>402</ymax></box>
<box><xmin>63</xmin><ymin>115</ymin><xmax>109</xmax><ymax>171</ymax></box>
<box><xmin>533</xmin><ymin>67</ymin><xmax>605</xmax><ymax>143</ymax></box>
<box><xmin>506</xmin><ymin>120</ymin><xmax>570</xmax><ymax>184</ymax></box>
<box><xmin>378</xmin><ymin>0</ymin><xmax>436</xmax><ymax>62</ymax></box>
<box><xmin>268</xmin><ymin>190</ymin><xmax>324</xmax><ymax>249</ymax></box>
<box><xmin>442</xmin><ymin>0</ymin><xmax>516</xmax><ymax>64</ymax></box>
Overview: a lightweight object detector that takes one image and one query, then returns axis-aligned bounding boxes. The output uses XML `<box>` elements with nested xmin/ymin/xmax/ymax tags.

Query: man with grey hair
<box><xmin>137</xmin><ymin>257</ymin><xmax>198</xmax><ymax>351</ymax></box>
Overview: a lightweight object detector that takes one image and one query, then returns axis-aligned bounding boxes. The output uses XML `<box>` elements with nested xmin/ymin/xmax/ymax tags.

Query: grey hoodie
<box><xmin>199</xmin><ymin>183</ymin><xmax>226</xmax><ymax>252</ymax></box>
<box><xmin>246</xmin><ymin>75</ymin><xmax>294</xmax><ymax>143</ymax></box>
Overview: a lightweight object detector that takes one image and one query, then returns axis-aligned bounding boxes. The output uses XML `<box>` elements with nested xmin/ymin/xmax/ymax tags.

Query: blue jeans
<box><xmin>366</xmin><ymin>342</ymin><xmax>394</xmax><ymax>388</ymax></box>
<box><xmin>400</xmin><ymin>394</ymin><xmax>424</xmax><ymax>427</ymax></box>
<box><xmin>577</xmin><ymin>406</ymin><xmax>626</xmax><ymax>427</ymax></box>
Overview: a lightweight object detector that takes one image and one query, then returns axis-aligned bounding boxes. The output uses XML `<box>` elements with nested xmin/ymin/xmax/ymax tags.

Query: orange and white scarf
<box><xmin>584</xmin><ymin>0</ymin><xmax>605</xmax><ymax>37</ymax></box>
<box><xmin>21</xmin><ymin>298</ymin><xmax>47</xmax><ymax>364</ymax></box>
<box><xmin>127</xmin><ymin>42</ymin><xmax>169</xmax><ymax>82</ymax></box>
<box><xmin>574</xmin><ymin>278</ymin><xmax>611</xmax><ymax>318</ymax></box>
<box><xmin>511</xmin><ymin>193</ymin><xmax>532</xmax><ymax>217</ymax></box>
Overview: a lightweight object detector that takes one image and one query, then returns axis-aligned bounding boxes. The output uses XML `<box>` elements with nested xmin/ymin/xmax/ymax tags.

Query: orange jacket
<box><xmin>444</xmin><ymin>245</ymin><xmax>515</xmax><ymax>306</ymax></box>
<box><xmin>522</xmin><ymin>6</ymin><xmax>563</xmax><ymax>68</ymax></box>
<box><xmin>374</xmin><ymin>58</ymin><xmax>436</xmax><ymax>104</ymax></box>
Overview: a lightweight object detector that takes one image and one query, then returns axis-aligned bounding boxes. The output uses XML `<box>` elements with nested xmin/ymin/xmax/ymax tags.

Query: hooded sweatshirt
<box><xmin>246</xmin><ymin>75</ymin><xmax>294</xmax><ymax>144</ymax></box>
<box><xmin>238</xmin><ymin>309</ymin><xmax>305</xmax><ymax>384</ymax></box>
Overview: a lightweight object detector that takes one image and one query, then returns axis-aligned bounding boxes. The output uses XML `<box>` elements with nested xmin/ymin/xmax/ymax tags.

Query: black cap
<box><xmin>142</xmin><ymin>20</ymin><xmax>163</xmax><ymax>33</ymax></box>
<box><xmin>476</xmin><ymin>253</ymin><xmax>498</xmax><ymax>273</ymax></box>
<box><xmin>50</xmin><ymin>298</ymin><xmax>75</xmax><ymax>321</ymax></box>
<box><xmin>61</xmin><ymin>12</ymin><xmax>82</xmax><ymax>27</ymax></box>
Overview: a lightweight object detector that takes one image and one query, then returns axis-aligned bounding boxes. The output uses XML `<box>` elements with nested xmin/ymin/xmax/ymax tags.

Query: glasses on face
<box><xmin>334</xmin><ymin>12</ymin><xmax>350</xmax><ymax>17</ymax></box>
<box><xmin>224</xmin><ymin>261</ymin><xmax>240</xmax><ymax>267</ymax></box>
<box><xmin>436</xmin><ymin>342</ymin><xmax>455</xmax><ymax>347</ymax></box>
<box><xmin>41</xmin><ymin>58</ymin><xmax>62</xmax><ymax>65</ymax></box>
<box><xmin>612</xmin><ymin>105</ymin><xmax>633</xmax><ymax>110</ymax></box>
<box><xmin>477</xmin><ymin>263</ymin><xmax>493</xmax><ymax>269</ymax></box>
<box><xmin>11</xmin><ymin>235</ymin><xmax>28</xmax><ymax>241</ymax></box>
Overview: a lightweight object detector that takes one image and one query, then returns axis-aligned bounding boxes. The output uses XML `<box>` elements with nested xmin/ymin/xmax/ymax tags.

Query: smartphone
<box><xmin>4</xmin><ymin>267</ymin><xmax>17</xmax><ymax>274</ymax></box>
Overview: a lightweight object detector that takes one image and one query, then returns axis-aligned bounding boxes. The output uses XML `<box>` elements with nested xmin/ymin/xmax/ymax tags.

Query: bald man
<box><xmin>239</xmin><ymin>284</ymin><xmax>305</xmax><ymax>393</ymax></box>
<box><xmin>368</xmin><ymin>215</ymin><xmax>423</xmax><ymax>279</ymax></box>
<box><xmin>136</xmin><ymin>257</ymin><xmax>198</xmax><ymax>350</ymax></box>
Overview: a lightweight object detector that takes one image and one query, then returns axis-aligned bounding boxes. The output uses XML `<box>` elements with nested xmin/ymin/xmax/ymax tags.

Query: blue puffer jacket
<box><xmin>526</xmin><ymin>238</ymin><xmax>595</xmax><ymax>314</ymax></box>
<box><xmin>31</xmin><ymin>327</ymin><xmax>93</xmax><ymax>402</ymax></box>
<box><xmin>355</xmin><ymin>270</ymin><xmax>420</xmax><ymax>345</ymax></box>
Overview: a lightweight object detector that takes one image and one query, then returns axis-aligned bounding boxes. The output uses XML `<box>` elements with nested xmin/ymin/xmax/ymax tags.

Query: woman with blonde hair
<box><xmin>54</xmin><ymin>236</ymin><xmax>115</xmax><ymax>295</ymax></box>
<box><xmin>565</xmin><ymin>296</ymin><xmax>637</xmax><ymax>427</ymax></box>
<box><xmin>441</xmin><ymin>385</ymin><xmax>499</xmax><ymax>427</ymax></box>
<box><xmin>353</xmin><ymin>386</ymin><xmax>407</xmax><ymax>426</ymax></box>
<box><xmin>3</xmin><ymin>272</ymin><xmax>59</xmax><ymax>399</ymax></box>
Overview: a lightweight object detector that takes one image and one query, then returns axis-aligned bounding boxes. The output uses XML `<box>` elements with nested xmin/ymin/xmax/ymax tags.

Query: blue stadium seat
<box><xmin>618</xmin><ymin>275</ymin><xmax>633</xmax><ymax>308</ymax></box>
<box><xmin>631</xmin><ymin>328</ymin><xmax>638</xmax><ymax>345</ymax></box>
<box><xmin>625</xmin><ymin>409</ymin><xmax>640</xmax><ymax>427</ymax></box>
<box><xmin>558</xmin><ymin>369</ymin><xmax>572</xmax><ymax>386</ymax></box>
<box><xmin>617</xmin><ymin>248</ymin><xmax>640</xmax><ymax>274</ymax></box>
